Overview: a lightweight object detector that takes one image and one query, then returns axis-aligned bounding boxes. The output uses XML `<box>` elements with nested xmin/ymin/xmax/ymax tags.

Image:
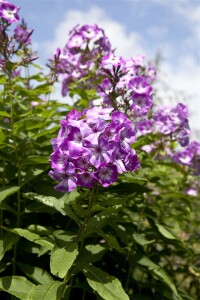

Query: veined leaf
<box><xmin>50</xmin><ymin>243</ymin><xmax>78</xmax><ymax>279</ymax></box>
<box><xmin>0</xmin><ymin>276</ymin><xmax>35</xmax><ymax>299</ymax></box>
<box><xmin>18</xmin><ymin>263</ymin><xmax>54</xmax><ymax>285</ymax></box>
<box><xmin>2</xmin><ymin>227</ymin><xmax>54</xmax><ymax>251</ymax></box>
<box><xmin>82</xmin><ymin>264</ymin><xmax>129</xmax><ymax>300</ymax></box>
<box><xmin>29</xmin><ymin>281</ymin><xmax>64</xmax><ymax>300</ymax></box>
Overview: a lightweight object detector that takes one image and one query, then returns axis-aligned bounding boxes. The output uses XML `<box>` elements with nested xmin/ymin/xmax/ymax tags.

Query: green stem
<box><xmin>76</xmin><ymin>185</ymin><xmax>97</xmax><ymax>243</ymax></box>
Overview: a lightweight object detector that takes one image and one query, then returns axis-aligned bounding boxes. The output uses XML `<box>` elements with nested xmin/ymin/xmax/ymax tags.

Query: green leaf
<box><xmin>105</xmin><ymin>182</ymin><xmax>151</xmax><ymax>195</ymax></box>
<box><xmin>18</xmin><ymin>263</ymin><xmax>54</xmax><ymax>285</ymax></box>
<box><xmin>82</xmin><ymin>264</ymin><xmax>129</xmax><ymax>300</ymax></box>
<box><xmin>155</xmin><ymin>223</ymin><xmax>177</xmax><ymax>240</ymax></box>
<box><xmin>2</xmin><ymin>227</ymin><xmax>54</xmax><ymax>251</ymax></box>
<box><xmin>50</xmin><ymin>243</ymin><xmax>78</xmax><ymax>278</ymax></box>
<box><xmin>132</xmin><ymin>233</ymin><xmax>155</xmax><ymax>246</ymax></box>
<box><xmin>25</xmin><ymin>156</ymin><xmax>49</xmax><ymax>164</ymax></box>
<box><xmin>0</xmin><ymin>276</ymin><xmax>35</xmax><ymax>299</ymax></box>
<box><xmin>79</xmin><ymin>207</ymin><xmax>121</xmax><ymax>240</ymax></box>
<box><xmin>76</xmin><ymin>244</ymin><xmax>106</xmax><ymax>265</ymax></box>
<box><xmin>28</xmin><ymin>281</ymin><xmax>64</xmax><ymax>300</ymax></box>
<box><xmin>0</xmin><ymin>186</ymin><xmax>20</xmax><ymax>203</ymax></box>
<box><xmin>0</xmin><ymin>232</ymin><xmax>19</xmax><ymax>261</ymax></box>
<box><xmin>138</xmin><ymin>256</ymin><xmax>181</xmax><ymax>299</ymax></box>
<box><xmin>23</xmin><ymin>192</ymin><xmax>81</xmax><ymax>224</ymax></box>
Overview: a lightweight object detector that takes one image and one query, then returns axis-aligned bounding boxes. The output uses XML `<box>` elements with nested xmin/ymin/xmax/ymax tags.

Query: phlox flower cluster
<box><xmin>48</xmin><ymin>24</ymin><xmax>112</xmax><ymax>97</ymax></box>
<box><xmin>0</xmin><ymin>1</ymin><xmax>34</xmax><ymax>73</ymax></box>
<box><xmin>98</xmin><ymin>54</ymin><xmax>155</xmax><ymax>118</ymax></box>
<box><xmin>136</xmin><ymin>103</ymin><xmax>191</xmax><ymax>148</ymax></box>
<box><xmin>49</xmin><ymin>23</ymin><xmax>156</xmax><ymax>120</ymax></box>
<box><xmin>49</xmin><ymin>107</ymin><xmax>140</xmax><ymax>192</ymax></box>
<box><xmin>173</xmin><ymin>141</ymin><xmax>200</xmax><ymax>175</ymax></box>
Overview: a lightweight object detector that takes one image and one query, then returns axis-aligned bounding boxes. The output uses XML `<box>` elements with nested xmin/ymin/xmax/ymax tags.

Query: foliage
<box><xmin>0</xmin><ymin>2</ymin><xmax>200</xmax><ymax>300</ymax></box>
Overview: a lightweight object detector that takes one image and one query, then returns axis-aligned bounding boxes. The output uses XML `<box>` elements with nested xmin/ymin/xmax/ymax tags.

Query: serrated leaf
<box><xmin>82</xmin><ymin>264</ymin><xmax>129</xmax><ymax>300</ymax></box>
<box><xmin>0</xmin><ymin>276</ymin><xmax>35</xmax><ymax>299</ymax></box>
<box><xmin>0</xmin><ymin>186</ymin><xmax>20</xmax><ymax>203</ymax></box>
<box><xmin>28</xmin><ymin>281</ymin><xmax>64</xmax><ymax>300</ymax></box>
<box><xmin>50</xmin><ymin>243</ymin><xmax>78</xmax><ymax>278</ymax></box>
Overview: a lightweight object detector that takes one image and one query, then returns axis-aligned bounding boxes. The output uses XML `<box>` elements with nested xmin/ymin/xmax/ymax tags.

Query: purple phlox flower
<box><xmin>66</xmin><ymin>108</ymin><xmax>85</xmax><ymax>121</ymax></box>
<box><xmin>73</xmin><ymin>156</ymin><xmax>88</xmax><ymax>171</ymax></box>
<box><xmin>111</xmin><ymin>110</ymin><xmax>132</xmax><ymax>127</ymax></box>
<box><xmin>83</xmin><ymin>137</ymin><xmax>111</xmax><ymax>168</ymax></box>
<box><xmin>102</xmin><ymin>122</ymin><xmax>119</xmax><ymax>141</ymax></box>
<box><xmin>172</xmin><ymin>103</ymin><xmax>189</xmax><ymax>120</ymax></box>
<box><xmin>130</xmin><ymin>94</ymin><xmax>152</xmax><ymax>116</ymax></box>
<box><xmin>111</xmin><ymin>143</ymin><xmax>128</xmax><ymax>173</ymax></box>
<box><xmin>116</xmin><ymin>73</ymin><xmax>134</xmax><ymax>89</ymax></box>
<box><xmin>129</xmin><ymin>76</ymin><xmax>152</xmax><ymax>95</ymax></box>
<box><xmin>98</xmin><ymin>78</ymin><xmax>112</xmax><ymax>95</ymax></box>
<box><xmin>67</xmin><ymin>33</ymin><xmax>86</xmax><ymax>49</ymax></box>
<box><xmin>173</xmin><ymin>141</ymin><xmax>200</xmax><ymax>175</ymax></box>
<box><xmin>80</xmin><ymin>24</ymin><xmax>100</xmax><ymax>39</ymax></box>
<box><xmin>95</xmin><ymin>35</ymin><xmax>111</xmax><ymax>52</ymax></box>
<box><xmin>101</xmin><ymin>53</ymin><xmax>125</xmax><ymax>67</ymax></box>
<box><xmin>14</xmin><ymin>23</ymin><xmax>33</xmax><ymax>45</ymax></box>
<box><xmin>0</xmin><ymin>1</ymin><xmax>20</xmax><ymax>23</ymax></box>
<box><xmin>50</xmin><ymin>148</ymin><xmax>71</xmax><ymax>173</ymax></box>
<box><xmin>85</xmin><ymin>120</ymin><xmax>107</xmax><ymax>144</ymax></box>
<box><xmin>52</xmin><ymin>171</ymin><xmax>77</xmax><ymax>193</ymax></box>
<box><xmin>124</xmin><ymin>150</ymin><xmax>140</xmax><ymax>172</ymax></box>
<box><xmin>86</xmin><ymin>106</ymin><xmax>113</xmax><ymax>122</ymax></box>
<box><xmin>67</xmin><ymin>126</ymin><xmax>85</xmax><ymax>158</ymax></box>
<box><xmin>95</xmin><ymin>164</ymin><xmax>118</xmax><ymax>187</ymax></box>
<box><xmin>77</xmin><ymin>171</ymin><xmax>95</xmax><ymax>188</ymax></box>
<box><xmin>135</xmin><ymin>119</ymin><xmax>154</xmax><ymax>135</ymax></box>
<box><xmin>119</xmin><ymin>124</ymin><xmax>136</xmax><ymax>150</ymax></box>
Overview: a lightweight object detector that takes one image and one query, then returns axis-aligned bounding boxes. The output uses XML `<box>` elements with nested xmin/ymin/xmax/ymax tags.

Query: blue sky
<box><xmin>12</xmin><ymin>0</ymin><xmax>200</xmax><ymax>137</ymax></box>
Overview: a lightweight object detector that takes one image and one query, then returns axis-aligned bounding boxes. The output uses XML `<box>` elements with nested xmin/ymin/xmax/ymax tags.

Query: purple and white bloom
<box><xmin>101</xmin><ymin>53</ymin><xmax>125</xmax><ymax>67</ymax></box>
<box><xmin>173</xmin><ymin>141</ymin><xmax>200</xmax><ymax>175</ymax></box>
<box><xmin>84</xmin><ymin>137</ymin><xmax>111</xmax><ymax>168</ymax></box>
<box><xmin>129</xmin><ymin>76</ymin><xmax>152</xmax><ymax>95</ymax></box>
<box><xmin>67</xmin><ymin>33</ymin><xmax>86</xmax><ymax>48</ymax></box>
<box><xmin>95</xmin><ymin>164</ymin><xmax>118</xmax><ymax>187</ymax></box>
<box><xmin>49</xmin><ymin>107</ymin><xmax>139</xmax><ymax>192</ymax></box>
<box><xmin>77</xmin><ymin>171</ymin><xmax>95</xmax><ymax>188</ymax></box>
<box><xmin>0</xmin><ymin>1</ymin><xmax>20</xmax><ymax>23</ymax></box>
